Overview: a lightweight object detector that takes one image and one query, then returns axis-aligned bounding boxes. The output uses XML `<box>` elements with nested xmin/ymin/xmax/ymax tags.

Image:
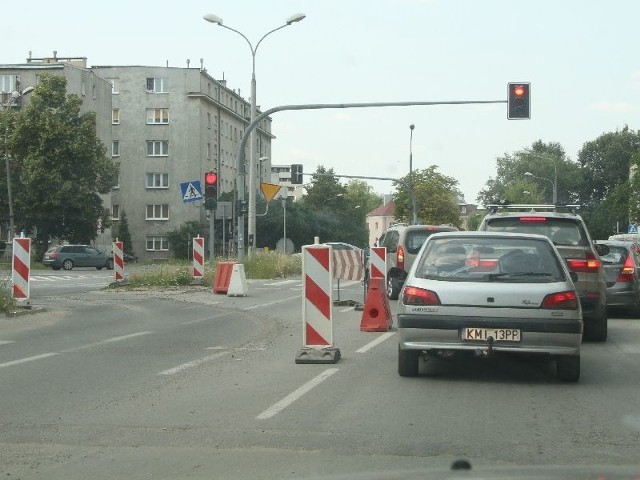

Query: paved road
<box><xmin>1</xmin><ymin>278</ymin><xmax>639</xmax><ymax>479</ymax></box>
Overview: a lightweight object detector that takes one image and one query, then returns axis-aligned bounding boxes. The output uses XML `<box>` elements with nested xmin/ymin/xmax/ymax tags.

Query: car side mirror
<box><xmin>388</xmin><ymin>245</ymin><xmax>397</xmax><ymax>253</ymax></box>
<box><xmin>594</xmin><ymin>243</ymin><xmax>610</xmax><ymax>256</ymax></box>
<box><xmin>570</xmin><ymin>272</ymin><xmax>579</xmax><ymax>283</ymax></box>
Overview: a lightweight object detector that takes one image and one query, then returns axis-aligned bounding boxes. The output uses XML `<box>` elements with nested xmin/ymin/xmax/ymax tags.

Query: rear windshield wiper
<box><xmin>488</xmin><ymin>272</ymin><xmax>554</xmax><ymax>279</ymax></box>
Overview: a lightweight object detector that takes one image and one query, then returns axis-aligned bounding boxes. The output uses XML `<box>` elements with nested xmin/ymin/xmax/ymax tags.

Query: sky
<box><xmin>4</xmin><ymin>0</ymin><xmax>639</xmax><ymax>204</ymax></box>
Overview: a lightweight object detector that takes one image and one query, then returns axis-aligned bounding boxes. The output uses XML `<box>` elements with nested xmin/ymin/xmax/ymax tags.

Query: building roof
<box><xmin>367</xmin><ymin>201</ymin><xmax>395</xmax><ymax>217</ymax></box>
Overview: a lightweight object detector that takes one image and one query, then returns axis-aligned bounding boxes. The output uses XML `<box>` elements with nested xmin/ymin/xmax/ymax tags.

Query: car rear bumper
<box><xmin>397</xmin><ymin>314</ymin><xmax>582</xmax><ymax>355</ymax></box>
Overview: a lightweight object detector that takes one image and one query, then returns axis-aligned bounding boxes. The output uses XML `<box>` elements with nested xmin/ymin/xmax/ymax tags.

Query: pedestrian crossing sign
<box><xmin>180</xmin><ymin>181</ymin><xmax>202</xmax><ymax>203</ymax></box>
<box><xmin>629</xmin><ymin>224</ymin><xmax>638</xmax><ymax>234</ymax></box>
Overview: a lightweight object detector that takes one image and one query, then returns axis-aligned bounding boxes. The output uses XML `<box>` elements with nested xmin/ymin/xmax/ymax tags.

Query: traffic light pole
<box><xmin>235</xmin><ymin>98</ymin><xmax>507</xmax><ymax>263</ymax></box>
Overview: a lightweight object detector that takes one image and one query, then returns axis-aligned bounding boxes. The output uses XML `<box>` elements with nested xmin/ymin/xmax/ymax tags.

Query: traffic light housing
<box><xmin>507</xmin><ymin>82</ymin><xmax>531</xmax><ymax>119</ymax></box>
<box><xmin>204</xmin><ymin>171</ymin><xmax>218</xmax><ymax>210</ymax></box>
<box><xmin>291</xmin><ymin>164</ymin><xmax>303</xmax><ymax>184</ymax></box>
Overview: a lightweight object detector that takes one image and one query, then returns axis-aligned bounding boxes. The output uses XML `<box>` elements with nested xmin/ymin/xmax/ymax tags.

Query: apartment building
<box><xmin>2</xmin><ymin>53</ymin><xmax>274</xmax><ymax>259</ymax></box>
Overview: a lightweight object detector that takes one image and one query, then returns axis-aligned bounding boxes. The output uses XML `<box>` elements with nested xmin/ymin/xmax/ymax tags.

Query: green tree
<box><xmin>477</xmin><ymin>141</ymin><xmax>578</xmax><ymax>207</ymax></box>
<box><xmin>393</xmin><ymin>165</ymin><xmax>461</xmax><ymax>227</ymax></box>
<box><xmin>9</xmin><ymin>74</ymin><xmax>119</xmax><ymax>253</ymax></box>
<box><xmin>167</xmin><ymin>221</ymin><xmax>205</xmax><ymax>260</ymax></box>
<box><xmin>575</xmin><ymin>126</ymin><xmax>640</xmax><ymax>238</ymax></box>
<box><xmin>113</xmin><ymin>210</ymin><xmax>134</xmax><ymax>255</ymax></box>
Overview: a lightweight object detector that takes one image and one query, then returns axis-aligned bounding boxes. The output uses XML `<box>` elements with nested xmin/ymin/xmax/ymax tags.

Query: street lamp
<box><xmin>408</xmin><ymin>124</ymin><xmax>417</xmax><ymax>224</ymax></box>
<box><xmin>525</xmin><ymin>171</ymin><xmax>556</xmax><ymax>204</ymax></box>
<box><xmin>258</xmin><ymin>156</ymin><xmax>269</xmax><ymax>184</ymax></box>
<box><xmin>203</xmin><ymin>12</ymin><xmax>306</xmax><ymax>260</ymax></box>
<box><xmin>2</xmin><ymin>86</ymin><xmax>35</xmax><ymax>241</ymax></box>
<box><xmin>527</xmin><ymin>153</ymin><xmax>558</xmax><ymax>204</ymax></box>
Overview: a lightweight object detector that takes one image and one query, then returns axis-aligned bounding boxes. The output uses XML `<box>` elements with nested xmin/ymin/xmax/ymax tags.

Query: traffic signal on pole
<box><xmin>291</xmin><ymin>164</ymin><xmax>303</xmax><ymax>184</ymax></box>
<box><xmin>507</xmin><ymin>82</ymin><xmax>531</xmax><ymax>119</ymax></box>
<box><xmin>204</xmin><ymin>171</ymin><xmax>218</xmax><ymax>210</ymax></box>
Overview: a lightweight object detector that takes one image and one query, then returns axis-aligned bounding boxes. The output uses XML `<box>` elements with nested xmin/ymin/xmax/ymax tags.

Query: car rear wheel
<box><xmin>398</xmin><ymin>346</ymin><xmax>419</xmax><ymax>377</ymax></box>
<box><xmin>556</xmin><ymin>355</ymin><xmax>580</xmax><ymax>382</ymax></box>
<box><xmin>62</xmin><ymin>259</ymin><xmax>74</xmax><ymax>271</ymax></box>
<box><xmin>106</xmin><ymin>259</ymin><xmax>114</xmax><ymax>270</ymax></box>
<box><xmin>387</xmin><ymin>276</ymin><xmax>401</xmax><ymax>300</ymax></box>
<box><xmin>585</xmin><ymin>314</ymin><xmax>607</xmax><ymax>342</ymax></box>
<box><xmin>52</xmin><ymin>266</ymin><xmax>61</xmax><ymax>271</ymax></box>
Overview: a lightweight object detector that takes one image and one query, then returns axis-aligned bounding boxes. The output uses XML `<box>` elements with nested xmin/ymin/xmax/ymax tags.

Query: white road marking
<box><xmin>158</xmin><ymin>351</ymin><xmax>229</xmax><ymax>375</ymax></box>
<box><xmin>356</xmin><ymin>331</ymin><xmax>396</xmax><ymax>353</ymax></box>
<box><xmin>0</xmin><ymin>340</ymin><xmax>15</xmax><ymax>346</ymax></box>
<box><xmin>62</xmin><ymin>331</ymin><xmax>154</xmax><ymax>353</ymax></box>
<box><xmin>262</xmin><ymin>280</ymin><xmax>299</xmax><ymax>287</ymax></box>
<box><xmin>339</xmin><ymin>307</ymin><xmax>355</xmax><ymax>313</ymax></box>
<box><xmin>256</xmin><ymin>368</ymin><xmax>339</xmax><ymax>420</ymax></box>
<box><xmin>206</xmin><ymin>346</ymin><xmax>266</xmax><ymax>351</ymax></box>
<box><xmin>242</xmin><ymin>295</ymin><xmax>300</xmax><ymax>311</ymax></box>
<box><xmin>0</xmin><ymin>332</ymin><xmax>154</xmax><ymax>369</ymax></box>
<box><xmin>0</xmin><ymin>352</ymin><xmax>59</xmax><ymax>369</ymax></box>
<box><xmin>180</xmin><ymin>311</ymin><xmax>233</xmax><ymax>326</ymax></box>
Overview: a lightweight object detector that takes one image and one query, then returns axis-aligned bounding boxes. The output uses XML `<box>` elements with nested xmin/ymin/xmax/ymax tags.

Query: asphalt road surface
<box><xmin>1</xmin><ymin>276</ymin><xmax>639</xmax><ymax>479</ymax></box>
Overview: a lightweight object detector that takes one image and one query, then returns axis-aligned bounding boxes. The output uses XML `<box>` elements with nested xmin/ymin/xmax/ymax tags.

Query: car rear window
<box><xmin>599</xmin><ymin>245</ymin><xmax>628</xmax><ymax>265</ymax></box>
<box><xmin>415</xmin><ymin>236</ymin><xmax>565</xmax><ymax>282</ymax></box>
<box><xmin>405</xmin><ymin>228</ymin><xmax>454</xmax><ymax>254</ymax></box>
<box><xmin>484</xmin><ymin>217</ymin><xmax>589</xmax><ymax>247</ymax></box>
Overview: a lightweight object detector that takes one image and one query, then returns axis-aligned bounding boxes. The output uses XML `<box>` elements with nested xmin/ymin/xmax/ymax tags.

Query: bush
<box><xmin>0</xmin><ymin>278</ymin><xmax>17</xmax><ymax>314</ymax></box>
<box><xmin>244</xmin><ymin>251</ymin><xmax>301</xmax><ymax>279</ymax></box>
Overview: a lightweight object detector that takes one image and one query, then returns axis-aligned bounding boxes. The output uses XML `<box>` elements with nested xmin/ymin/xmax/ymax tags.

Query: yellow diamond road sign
<box><xmin>260</xmin><ymin>183</ymin><xmax>282</xmax><ymax>203</ymax></box>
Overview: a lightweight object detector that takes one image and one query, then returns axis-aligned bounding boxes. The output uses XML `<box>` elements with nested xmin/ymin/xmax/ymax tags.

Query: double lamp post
<box><xmin>203</xmin><ymin>12</ymin><xmax>306</xmax><ymax>257</ymax></box>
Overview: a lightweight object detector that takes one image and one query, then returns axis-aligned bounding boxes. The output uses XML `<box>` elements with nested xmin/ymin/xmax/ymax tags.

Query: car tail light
<box><xmin>566</xmin><ymin>251</ymin><xmax>601</xmax><ymax>273</ymax></box>
<box><xmin>617</xmin><ymin>255</ymin><xmax>635</xmax><ymax>283</ymax></box>
<box><xmin>541</xmin><ymin>290</ymin><xmax>578</xmax><ymax>309</ymax></box>
<box><xmin>48</xmin><ymin>252</ymin><xmax>58</xmax><ymax>258</ymax></box>
<box><xmin>402</xmin><ymin>286</ymin><xmax>441</xmax><ymax>305</ymax></box>
<box><xmin>519</xmin><ymin>217</ymin><xmax>547</xmax><ymax>222</ymax></box>
<box><xmin>397</xmin><ymin>245</ymin><xmax>405</xmax><ymax>271</ymax></box>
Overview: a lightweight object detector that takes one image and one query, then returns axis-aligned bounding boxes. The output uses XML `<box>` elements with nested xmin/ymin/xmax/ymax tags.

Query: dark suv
<box><xmin>478</xmin><ymin>205</ymin><xmax>609</xmax><ymax>341</ymax></box>
<box><xmin>43</xmin><ymin>245</ymin><xmax>114</xmax><ymax>271</ymax></box>
<box><xmin>377</xmin><ymin>223</ymin><xmax>459</xmax><ymax>299</ymax></box>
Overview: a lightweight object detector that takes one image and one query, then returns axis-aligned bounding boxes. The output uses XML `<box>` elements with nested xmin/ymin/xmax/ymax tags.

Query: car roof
<box><xmin>595</xmin><ymin>240</ymin><xmax>639</xmax><ymax>247</ymax></box>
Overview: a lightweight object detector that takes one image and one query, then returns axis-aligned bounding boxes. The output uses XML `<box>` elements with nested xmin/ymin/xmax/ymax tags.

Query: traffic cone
<box><xmin>360</xmin><ymin>278</ymin><xmax>391</xmax><ymax>332</ymax></box>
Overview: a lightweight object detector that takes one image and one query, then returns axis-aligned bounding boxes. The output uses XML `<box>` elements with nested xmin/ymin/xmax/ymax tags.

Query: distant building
<box><xmin>366</xmin><ymin>195</ymin><xmax>395</xmax><ymax>247</ymax></box>
<box><xmin>269</xmin><ymin>164</ymin><xmax>304</xmax><ymax>200</ymax></box>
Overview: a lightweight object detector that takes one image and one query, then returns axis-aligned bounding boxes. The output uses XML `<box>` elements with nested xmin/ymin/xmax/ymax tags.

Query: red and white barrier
<box><xmin>369</xmin><ymin>247</ymin><xmax>387</xmax><ymax>284</ymax></box>
<box><xmin>113</xmin><ymin>240</ymin><xmax>124</xmax><ymax>283</ymax></box>
<box><xmin>192</xmin><ymin>236</ymin><xmax>204</xmax><ymax>280</ymax></box>
<box><xmin>302</xmin><ymin>245</ymin><xmax>334</xmax><ymax>346</ymax></box>
<box><xmin>332</xmin><ymin>249</ymin><xmax>364</xmax><ymax>281</ymax></box>
<box><xmin>12</xmin><ymin>238</ymin><xmax>30</xmax><ymax>300</ymax></box>
<box><xmin>296</xmin><ymin>244</ymin><xmax>341</xmax><ymax>363</ymax></box>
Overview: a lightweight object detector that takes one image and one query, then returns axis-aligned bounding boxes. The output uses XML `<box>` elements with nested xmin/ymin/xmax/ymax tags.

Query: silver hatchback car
<box><xmin>397</xmin><ymin>231</ymin><xmax>583</xmax><ymax>382</ymax></box>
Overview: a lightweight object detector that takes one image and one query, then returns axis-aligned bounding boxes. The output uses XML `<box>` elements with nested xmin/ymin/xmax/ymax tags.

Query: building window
<box><xmin>112</xmin><ymin>140</ymin><xmax>120</xmax><ymax>157</ymax></box>
<box><xmin>146</xmin><ymin>236</ymin><xmax>169</xmax><ymax>251</ymax></box>
<box><xmin>112</xmin><ymin>204</ymin><xmax>120</xmax><ymax>220</ymax></box>
<box><xmin>112</xmin><ymin>109</ymin><xmax>120</xmax><ymax>124</ymax></box>
<box><xmin>0</xmin><ymin>75</ymin><xmax>18</xmax><ymax>93</ymax></box>
<box><xmin>146</xmin><ymin>204</ymin><xmax>169</xmax><ymax>220</ymax></box>
<box><xmin>207</xmin><ymin>143</ymin><xmax>211</xmax><ymax>160</ymax></box>
<box><xmin>81</xmin><ymin>80</ymin><xmax>86</xmax><ymax>96</ymax></box>
<box><xmin>146</xmin><ymin>173</ymin><xmax>169</xmax><ymax>189</ymax></box>
<box><xmin>146</xmin><ymin>108</ymin><xmax>169</xmax><ymax>124</ymax></box>
<box><xmin>107</xmin><ymin>78</ymin><xmax>120</xmax><ymax>94</ymax></box>
<box><xmin>146</xmin><ymin>77</ymin><xmax>167</xmax><ymax>93</ymax></box>
<box><xmin>113</xmin><ymin>174</ymin><xmax>120</xmax><ymax>190</ymax></box>
<box><xmin>207</xmin><ymin>112</ymin><xmax>211</xmax><ymax>129</ymax></box>
<box><xmin>146</xmin><ymin>140</ymin><xmax>168</xmax><ymax>156</ymax></box>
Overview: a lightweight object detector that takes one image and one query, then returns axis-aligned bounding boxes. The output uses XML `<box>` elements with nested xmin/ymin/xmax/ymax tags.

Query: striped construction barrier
<box><xmin>12</xmin><ymin>238</ymin><xmax>30</xmax><ymax>300</ymax></box>
<box><xmin>369</xmin><ymin>247</ymin><xmax>387</xmax><ymax>284</ymax></box>
<box><xmin>113</xmin><ymin>241</ymin><xmax>124</xmax><ymax>283</ymax></box>
<box><xmin>332</xmin><ymin>248</ymin><xmax>364</xmax><ymax>281</ymax></box>
<box><xmin>295</xmin><ymin>244</ymin><xmax>341</xmax><ymax>364</ymax></box>
<box><xmin>192</xmin><ymin>236</ymin><xmax>204</xmax><ymax>281</ymax></box>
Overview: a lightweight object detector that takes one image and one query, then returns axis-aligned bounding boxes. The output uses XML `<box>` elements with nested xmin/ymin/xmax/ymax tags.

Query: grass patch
<box><xmin>0</xmin><ymin>278</ymin><xmax>17</xmax><ymax>314</ymax></box>
<box><xmin>114</xmin><ymin>253</ymin><xmax>301</xmax><ymax>288</ymax></box>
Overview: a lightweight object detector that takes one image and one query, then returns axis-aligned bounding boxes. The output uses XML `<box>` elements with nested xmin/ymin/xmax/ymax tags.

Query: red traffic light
<box><xmin>205</xmin><ymin>171</ymin><xmax>218</xmax><ymax>185</ymax></box>
<box><xmin>514</xmin><ymin>86</ymin><xmax>525</xmax><ymax>97</ymax></box>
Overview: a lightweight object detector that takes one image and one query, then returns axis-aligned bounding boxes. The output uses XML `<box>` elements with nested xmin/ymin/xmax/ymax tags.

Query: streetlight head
<box><xmin>410</xmin><ymin>124</ymin><xmax>415</xmax><ymax>130</ymax></box>
<box><xmin>286</xmin><ymin>13</ymin><xmax>306</xmax><ymax>24</ymax></box>
<box><xmin>21</xmin><ymin>86</ymin><xmax>35</xmax><ymax>96</ymax></box>
<box><xmin>524</xmin><ymin>172</ymin><xmax>533</xmax><ymax>176</ymax></box>
<box><xmin>259</xmin><ymin>156</ymin><xmax>269</xmax><ymax>161</ymax></box>
<box><xmin>203</xmin><ymin>13</ymin><xmax>223</xmax><ymax>25</ymax></box>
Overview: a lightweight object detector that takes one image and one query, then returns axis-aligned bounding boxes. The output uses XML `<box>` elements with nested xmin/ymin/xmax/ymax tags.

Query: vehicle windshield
<box><xmin>599</xmin><ymin>245</ymin><xmax>629</xmax><ymax>265</ymax></box>
<box><xmin>415</xmin><ymin>236</ymin><xmax>565</xmax><ymax>282</ymax></box>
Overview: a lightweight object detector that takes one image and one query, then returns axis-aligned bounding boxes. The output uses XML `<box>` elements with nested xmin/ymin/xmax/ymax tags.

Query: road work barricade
<box><xmin>213</xmin><ymin>261</ymin><xmax>237</xmax><ymax>294</ymax></box>
<box><xmin>295</xmin><ymin>244</ymin><xmax>341</xmax><ymax>364</ymax></box>
<box><xmin>332</xmin><ymin>248</ymin><xmax>365</xmax><ymax>308</ymax></box>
